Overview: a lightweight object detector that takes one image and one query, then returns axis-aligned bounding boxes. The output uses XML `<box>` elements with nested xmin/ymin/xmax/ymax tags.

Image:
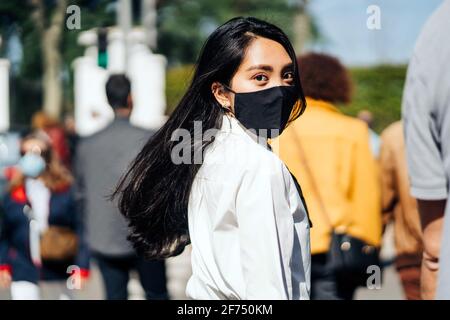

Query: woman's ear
<box><xmin>211</xmin><ymin>82</ymin><xmax>232</xmax><ymax>109</ymax></box>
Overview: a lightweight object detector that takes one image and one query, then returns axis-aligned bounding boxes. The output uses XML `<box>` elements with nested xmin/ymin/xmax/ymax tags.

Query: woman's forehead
<box><xmin>240</xmin><ymin>37</ymin><xmax>292</xmax><ymax>70</ymax></box>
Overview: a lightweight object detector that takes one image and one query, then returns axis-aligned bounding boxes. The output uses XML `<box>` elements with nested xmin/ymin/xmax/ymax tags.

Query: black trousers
<box><xmin>310</xmin><ymin>254</ymin><xmax>360</xmax><ymax>300</ymax></box>
<box><xmin>94</xmin><ymin>252</ymin><xmax>169</xmax><ymax>300</ymax></box>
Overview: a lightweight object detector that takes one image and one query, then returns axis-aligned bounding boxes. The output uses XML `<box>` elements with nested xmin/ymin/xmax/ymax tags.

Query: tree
<box><xmin>30</xmin><ymin>0</ymin><xmax>67</xmax><ymax>119</ymax></box>
<box><xmin>0</xmin><ymin>0</ymin><xmax>314</xmax><ymax>125</ymax></box>
<box><xmin>155</xmin><ymin>0</ymin><xmax>304</xmax><ymax>65</ymax></box>
<box><xmin>0</xmin><ymin>0</ymin><xmax>115</xmax><ymax>125</ymax></box>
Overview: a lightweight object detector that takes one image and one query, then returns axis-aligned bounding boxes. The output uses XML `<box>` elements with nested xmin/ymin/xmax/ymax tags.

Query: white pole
<box><xmin>77</xmin><ymin>29</ymin><xmax>98</xmax><ymax>61</ymax></box>
<box><xmin>118</xmin><ymin>0</ymin><xmax>132</xmax><ymax>69</ymax></box>
<box><xmin>0</xmin><ymin>59</ymin><xmax>10</xmax><ymax>133</ymax></box>
<box><xmin>128</xmin><ymin>29</ymin><xmax>167</xmax><ymax>130</ymax></box>
<box><xmin>107</xmin><ymin>28</ymin><xmax>126</xmax><ymax>73</ymax></box>
<box><xmin>141</xmin><ymin>0</ymin><xmax>158</xmax><ymax>50</ymax></box>
<box><xmin>72</xmin><ymin>57</ymin><xmax>114</xmax><ymax>137</ymax></box>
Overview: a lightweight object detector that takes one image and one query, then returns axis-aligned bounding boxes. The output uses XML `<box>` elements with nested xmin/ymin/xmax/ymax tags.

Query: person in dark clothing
<box><xmin>0</xmin><ymin>131</ymin><xmax>90</xmax><ymax>299</ymax></box>
<box><xmin>74</xmin><ymin>74</ymin><xmax>168</xmax><ymax>300</ymax></box>
<box><xmin>63</xmin><ymin>114</ymin><xmax>80</xmax><ymax>170</ymax></box>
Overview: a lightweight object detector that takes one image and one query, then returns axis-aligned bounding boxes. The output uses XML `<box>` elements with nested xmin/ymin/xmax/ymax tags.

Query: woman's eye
<box><xmin>284</xmin><ymin>72</ymin><xmax>294</xmax><ymax>80</ymax></box>
<box><xmin>254</xmin><ymin>74</ymin><xmax>269</xmax><ymax>82</ymax></box>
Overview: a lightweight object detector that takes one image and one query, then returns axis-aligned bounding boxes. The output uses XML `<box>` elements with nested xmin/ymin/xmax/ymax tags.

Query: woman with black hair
<box><xmin>114</xmin><ymin>17</ymin><xmax>311</xmax><ymax>300</ymax></box>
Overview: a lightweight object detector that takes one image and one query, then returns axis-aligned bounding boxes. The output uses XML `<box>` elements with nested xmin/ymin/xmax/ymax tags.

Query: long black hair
<box><xmin>113</xmin><ymin>17</ymin><xmax>306</xmax><ymax>260</ymax></box>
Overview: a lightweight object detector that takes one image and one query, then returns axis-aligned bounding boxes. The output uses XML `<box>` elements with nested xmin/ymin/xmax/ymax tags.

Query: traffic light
<box><xmin>97</xmin><ymin>28</ymin><xmax>108</xmax><ymax>69</ymax></box>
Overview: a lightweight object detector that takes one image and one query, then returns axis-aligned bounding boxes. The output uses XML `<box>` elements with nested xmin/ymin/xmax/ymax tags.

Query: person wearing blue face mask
<box><xmin>18</xmin><ymin>152</ymin><xmax>47</xmax><ymax>179</ymax></box>
<box><xmin>0</xmin><ymin>131</ymin><xmax>90</xmax><ymax>299</ymax></box>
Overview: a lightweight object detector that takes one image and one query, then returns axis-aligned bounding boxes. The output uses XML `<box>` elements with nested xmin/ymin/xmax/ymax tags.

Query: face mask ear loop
<box><xmin>219</xmin><ymin>84</ymin><xmax>236</xmax><ymax>115</ymax></box>
<box><xmin>221</xmin><ymin>84</ymin><xmax>235</xmax><ymax>94</ymax></box>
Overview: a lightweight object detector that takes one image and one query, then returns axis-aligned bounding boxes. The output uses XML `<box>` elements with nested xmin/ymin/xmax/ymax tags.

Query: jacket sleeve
<box><xmin>73</xmin><ymin>142</ymin><xmax>86</xmax><ymax>223</ymax></box>
<box><xmin>71</xmin><ymin>144</ymin><xmax>90</xmax><ymax>275</ymax></box>
<box><xmin>0</xmin><ymin>198</ymin><xmax>11</xmax><ymax>272</ymax></box>
<box><xmin>234</xmin><ymin>159</ymin><xmax>291</xmax><ymax>300</ymax></box>
<box><xmin>69</xmin><ymin>189</ymin><xmax>90</xmax><ymax>275</ymax></box>
<box><xmin>349</xmin><ymin>124</ymin><xmax>383</xmax><ymax>247</ymax></box>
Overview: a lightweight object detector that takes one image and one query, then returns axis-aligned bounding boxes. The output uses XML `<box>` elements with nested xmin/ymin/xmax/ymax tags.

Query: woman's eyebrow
<box><xmin>245</xmin><ymin>62</ymin><xmax>294</xmax><ymax>72</ymax></box>
<box><xmin>245</xmin><ymin>64</ymin><xmax>273</xmax><ymax>72</ymax></box>
<box><xmin>281</xmin><ymin>62</ymin><xmax>294</xmax><ymax>72</ymax></box>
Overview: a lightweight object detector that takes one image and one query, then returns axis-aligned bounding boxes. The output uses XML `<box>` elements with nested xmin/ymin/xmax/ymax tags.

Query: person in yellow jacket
<box><xmin>272</xmin><ymin>53</ymin><xmax>382</xmax><ymax>300</ymax></box>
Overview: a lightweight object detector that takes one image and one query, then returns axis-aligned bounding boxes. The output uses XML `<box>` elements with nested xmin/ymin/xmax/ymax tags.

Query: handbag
<box><xmin>289</xmin><ymin>129</ymin><xmax>380</xmax><ymax>286</ymax></box>
<box><xmin>24</xmin><ymin>203</ymin><xmax>79</xmax><ymax>262</ymax></box>
<box><xmin>40</xmin><ymin>225</ymin><xmax>79</xmax><ymax>261</ymax></box>
<box><xmin>327</xmin><ymin>232</ymin><xmax>380</xmax><ymax>284</ymax></box>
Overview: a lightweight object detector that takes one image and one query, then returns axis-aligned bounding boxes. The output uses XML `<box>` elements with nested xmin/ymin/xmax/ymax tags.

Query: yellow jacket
<box><xmin>272</xmin><ymin>98</ymin><xmax>382</xmax><ymax>255</ymax></box>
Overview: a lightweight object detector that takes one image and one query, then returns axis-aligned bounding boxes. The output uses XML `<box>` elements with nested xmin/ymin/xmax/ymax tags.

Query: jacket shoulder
<box><xmin>77</xmin><ymin>121</ymin><xmax>151</xmax><ymax>147</ymax></box>
<box><xmin>300</xmin><ymin>109</ymin><xmax>370</xmax><ymax>143</ymax></box>
<box><xmin>336</xmin><ymin>113</ymin><xmax>369</xmax><ymax>132</ymax></box>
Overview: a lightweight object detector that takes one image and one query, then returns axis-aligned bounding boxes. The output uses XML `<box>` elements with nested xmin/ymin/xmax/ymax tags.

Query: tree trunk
<box><xmin>293</xmin><ymin>1</ymin><xmax>311</xmax><ymax>55</ymax></box>
<box><xmin>32</xmin><ymin>0</ymin><xmax>67</xmax><ymax>120</ymax></box>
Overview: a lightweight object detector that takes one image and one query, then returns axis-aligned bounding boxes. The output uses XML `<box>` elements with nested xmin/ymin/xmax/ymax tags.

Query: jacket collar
<box><xmin>110</xmin><ymin>115</ymin><xmax>131</xmax><ymax>127</ymax></box>
<box><xmin>306</xmin><ymin>97</ymin><xmax>341</xmax><ymax>114</ymax></box>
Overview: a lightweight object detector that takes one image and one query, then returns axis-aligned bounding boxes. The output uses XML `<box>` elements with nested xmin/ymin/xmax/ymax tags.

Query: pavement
<box><xmin>355</xmin><ymin>223</ymin><xmax>405</xmax><ymax>300</ymax></box>
<box><xmin>0</xmin><ymin>224</ymin><xmax>405</xmax><ymax>300</ymax></box>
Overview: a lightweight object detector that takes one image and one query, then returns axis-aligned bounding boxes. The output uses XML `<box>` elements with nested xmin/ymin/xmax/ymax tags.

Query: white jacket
<box><xmin>186</xmin><ymin>114</ymin><xmax>311</xmax><ymax>300</ymax></box>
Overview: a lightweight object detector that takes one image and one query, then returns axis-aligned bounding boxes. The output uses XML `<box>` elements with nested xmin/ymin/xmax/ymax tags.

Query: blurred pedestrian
<box><xmin>63</xmin><ymin>114</ymin><xmax>79</xmax><ymax>168</ymax></box>
<box><xmin>357</xmin><ymin>110</ymin><xmax>381</xmax><ymax>158</ymax></box>
<box><xmin>272</xmin><ymin>52</ymin><xmax>382</xmax><ymax>300</ymax></box>
<box><xmin>0</xmin><ymin>131</ymin><xmax>90</xmax><ymax>299</ymax></box>
<box><xmin>0</xmin><ymin>132</ymin><xmax>21</xmax><ymax>199</ymax></box>
<box><xmin>380</xmin><ymin>121</ymin><xmax>422</xmax><ymax>300</ymax></box>
<box><xmin>402</xmin><ymin>0</ymin><xmax>450</xmax><ymax>300</ymax></box>
<box><xmin>74</xmin><ymin>74</ymin><xmax>168</xmax><ymax>300</ymax></box>
<box><xmin>113</xmin><ymin>17</ymin><xmax>311</xmax><ymax>300</ymax></box>
<box><xmin>31</xmin><ymin>112</ymin><xmax>71</xmax><ymax>169</ymax></box>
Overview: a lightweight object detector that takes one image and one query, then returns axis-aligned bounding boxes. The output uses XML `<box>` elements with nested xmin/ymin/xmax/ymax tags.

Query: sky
<box><xmin>305</xmin><ymin>0</ymin><xmax>444</xmax><ymax>66</ymax></box>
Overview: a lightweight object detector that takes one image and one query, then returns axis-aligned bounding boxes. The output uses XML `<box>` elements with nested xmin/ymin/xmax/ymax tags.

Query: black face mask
<box><xmin>223</xmin><ymin>85</ymin><xmax>298</xmax><ymax>138</ymax></box>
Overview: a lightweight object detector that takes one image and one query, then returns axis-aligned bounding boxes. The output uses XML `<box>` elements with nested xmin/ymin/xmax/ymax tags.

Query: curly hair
<box><xmin>297</xmin><ymin>52</ymin><xmax>353</xmax><ymax>104</ymax></box>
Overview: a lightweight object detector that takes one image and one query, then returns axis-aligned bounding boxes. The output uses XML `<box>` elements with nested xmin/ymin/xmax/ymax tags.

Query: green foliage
<box><xmin>156</xmin><ymin>0</ymin><xmax>299</xmax><ymax>65</ymax></box>
<box><xmin>0</xmin><ymin>0</ymin><xmax>116</xmax><ymax>125</ymax></box>
<box><xmin>61</xmin><ymin>0</ymin><xmax>116</xmax><ymax>71</ymax></box>
<box><xmin>165</xmin><ymin>64</ymin><xmax>408</xmax><ymax>132</ymax></box>
<box><xmin>2</xmin><ymin>0</ymin><xmax>404</xmax><ymax>133</ymax></box>
<box><xmin>342</xmin><ymin>65</ymin><xmax>407</xmax><ymax>133</ymax></box>
<box><xmin>60</xmin><ymin>0</ymin><xmax>116</xmax><ymax>114</ymax></box>
<box><xmin>1</xmin><ymin>0</ymin><xmax>299</xmax><ymax>126</ymax></box>
<box><xmin>165</xmin><ymin>64</ymin><xmax>194</xmax><ymax>115</ymax></box>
